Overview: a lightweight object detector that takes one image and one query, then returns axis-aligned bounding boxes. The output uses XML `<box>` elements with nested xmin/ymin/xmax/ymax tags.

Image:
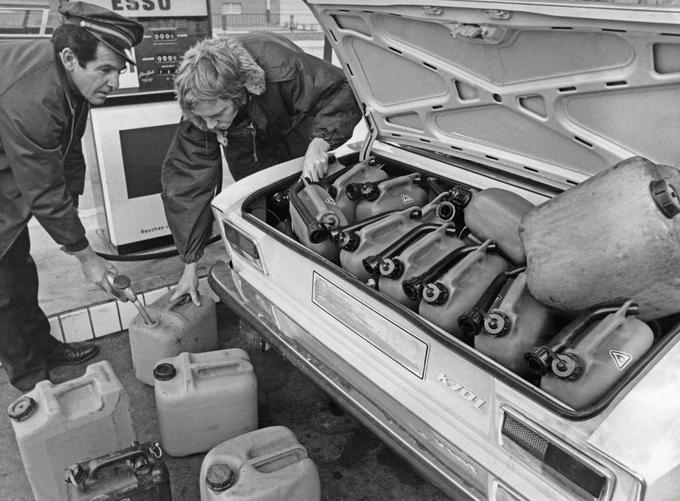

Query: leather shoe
<box><xmin>46</xmin><ymin>342</ymin><xmax>99</xmax><ymax>368</ymax></box>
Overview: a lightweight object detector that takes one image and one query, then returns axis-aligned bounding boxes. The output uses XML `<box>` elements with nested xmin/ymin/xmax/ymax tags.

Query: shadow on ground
<box><xmin>0</xmin><ymin>303</ymin><xmax>450</xmax><ymax>501</ymax></box>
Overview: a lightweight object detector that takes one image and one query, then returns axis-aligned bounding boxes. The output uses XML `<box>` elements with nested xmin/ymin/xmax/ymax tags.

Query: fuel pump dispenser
<box><xmin>76</xmin><ymin>0</ymin><xmax>213</xmax><ymax>254</ymax></box>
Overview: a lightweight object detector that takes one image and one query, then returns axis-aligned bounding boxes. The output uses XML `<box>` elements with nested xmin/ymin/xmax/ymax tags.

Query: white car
<box><xmin>210</xmin><ymin>1</ymin><xmax>680</xmax><ymax>499</ymax></box>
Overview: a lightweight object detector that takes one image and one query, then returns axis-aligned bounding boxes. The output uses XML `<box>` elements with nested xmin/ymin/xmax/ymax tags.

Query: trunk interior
<box><xmin>238</xmin><ymin>150</ymin><xmax>680</xmax><ymax>419</ymax></box>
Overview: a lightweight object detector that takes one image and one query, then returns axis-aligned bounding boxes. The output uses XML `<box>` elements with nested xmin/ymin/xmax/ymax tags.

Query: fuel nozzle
<box><xmin>105</xmin><ymin>272</ymin><xmax>155</xmax><ymax>326</ymax></box>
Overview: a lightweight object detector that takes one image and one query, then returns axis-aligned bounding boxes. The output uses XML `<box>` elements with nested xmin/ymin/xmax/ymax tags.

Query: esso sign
<box><xmin>111</xmin><ymin>0</ymin><xmax>171</xmax><ymax>11</ymax></box>
<box><xmin>84</xmin><ymin>0</ymin><xmax>208</xmax><ymax>17</ymax></box>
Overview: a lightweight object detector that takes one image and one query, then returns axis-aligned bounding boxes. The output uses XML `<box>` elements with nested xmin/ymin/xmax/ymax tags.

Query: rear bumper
<box><xmin>208</xmin><ymin>259</ymin><xmax>478</xmax><ymax>500</ymax></box>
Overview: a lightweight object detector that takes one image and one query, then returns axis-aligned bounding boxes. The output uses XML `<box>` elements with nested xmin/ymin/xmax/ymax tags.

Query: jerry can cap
<box><xmin>153</xmin><ymin>363</ymin><xmax>177</xmax><ymax>381</ymax></box>
<box><xmin>650</xmin><ymin>179</ymin><xmax>680</xmax><ymax>218</ymax></box>
<box><xmin>206</xmin><ymin>463</ymin><xmax>235</xmax><ymax>491</ymax></box>
<box><xmin>8</xmin><ymin>396</ymin><xmax>37</xmax><ymax>421</ymax></box>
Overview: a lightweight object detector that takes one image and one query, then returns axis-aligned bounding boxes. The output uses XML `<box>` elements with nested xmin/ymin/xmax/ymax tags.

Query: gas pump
<box><xmin>75</xmin><ymin>0</ymin><xmax>212</xmax><ymax>254</ymax></box>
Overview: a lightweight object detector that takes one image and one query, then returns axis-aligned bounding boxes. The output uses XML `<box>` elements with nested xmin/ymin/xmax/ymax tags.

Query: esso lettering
<box><xmin>111</xmin><ymin>0</ymin><xmax>171</xmax><ymax>11</ymax></box>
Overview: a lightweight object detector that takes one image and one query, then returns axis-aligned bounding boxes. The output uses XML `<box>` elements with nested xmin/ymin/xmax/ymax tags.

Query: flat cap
<box><xmin>58</xmin><ymin>1</ymin><xmax>144</xmax><ymax>65</ymax></box>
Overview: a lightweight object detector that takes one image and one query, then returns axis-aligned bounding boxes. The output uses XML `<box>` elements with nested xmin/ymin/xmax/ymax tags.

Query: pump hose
<box><xmin>94</xmin><ymin>234</ymin><xmax>221</xmax><ymax>262</ymax></box>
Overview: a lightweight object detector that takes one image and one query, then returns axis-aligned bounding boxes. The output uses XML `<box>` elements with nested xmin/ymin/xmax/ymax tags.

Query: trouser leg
<box><xmin>0</xmin><ymin>226</ymin><xmax>51</xmax><ymax>386</ymax></box>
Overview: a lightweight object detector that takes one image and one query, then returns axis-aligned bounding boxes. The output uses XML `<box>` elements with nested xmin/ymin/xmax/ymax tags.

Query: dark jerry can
<box><xmin>520</xmin><ymin>156</ymin><xmax>680</xmax><ymax>320</ymax></box>
<box><xmin>354</xmin><ymin>173</ymin><xmax>429</xmax><ymax>221</ymax></box>
<box><xmin>525</xmin><ymin>301</ymin><xmax>654</xmax><ymax>409</ymax></box>
<box><xmin>417</xmin><ymin>240</ymin><xmax>510</xmax><ymax>344</ymax></box>
<box><xmin>377</xmin><ymin>224</ymin><xmax>465</xmax><ymax>310</ymax></box>
<box><xmin>338</xmin><ymin>207</ymin><xmax>427</xmax><ymax>282</ymax></box>
<box><xmin>464</xmin><ymin>188</ymin><xmax>534</xmax><ymax>265</ymax></box>
<box><xmin>129</xmin><ymin>291</ymin><xmax>219</xmax><ymax>386</ymax></box>
<box><xmin>64</xmin><ymin>441</ymin><xmax>172</xmax><ymax>501</ymax></box>
<box><xmin>473</xmin><ymin>271</ymin><xmax>562</xmax><ymax>379</ymax></box>
<box><xmin>330</xmin><ymin>157</ymin><xmax>389</xmax><ymax>224</ymax></box>
<box><xmin>289</xmin><ymin>178</ymin><xmax>348</xmax><ymax>263</ymax></box>
<box><xmin>338</xmin><ymin>191</ymin><xmax>461</xmax><ymax>282</ymax></box>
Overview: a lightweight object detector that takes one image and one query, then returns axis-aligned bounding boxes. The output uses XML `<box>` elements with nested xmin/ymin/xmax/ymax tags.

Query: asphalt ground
<box><xmin>0</xmin><ymin>302</ymin><xmax>450</xmax><ymax>500</ymax></box>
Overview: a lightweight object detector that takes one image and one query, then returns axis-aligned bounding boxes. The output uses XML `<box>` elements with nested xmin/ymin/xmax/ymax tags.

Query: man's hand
<box><xmin>171</xmin><ymin>262</ymin><xmax>201</xmax><ymax>306</ymax></box>
<box><xmin>301</xmin><ymin>137</ymin><xmax>331</xmax><ymax>182</ymax></box>
<box><xmin>70</xmin><ymin>245</ymin><xmax>118</xmax><ymax>295</ymax></box>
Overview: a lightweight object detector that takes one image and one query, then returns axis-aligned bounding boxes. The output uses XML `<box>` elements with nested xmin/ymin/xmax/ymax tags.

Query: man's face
<box><xmin>191</xmin><ymin>98</ymin><xmax>240</xmax><ymax>132</ymax></box>
<box><xmin>66</xmin><ymin>44</ymin><xmax>127</xmax><ymax>105</ymax></box>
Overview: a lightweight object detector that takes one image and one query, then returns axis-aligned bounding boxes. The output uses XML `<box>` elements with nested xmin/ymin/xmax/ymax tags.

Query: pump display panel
<box><xmin>81</xmin><ymin>0</ymin><xmax>210</xmax><ymax>96</ymax></box>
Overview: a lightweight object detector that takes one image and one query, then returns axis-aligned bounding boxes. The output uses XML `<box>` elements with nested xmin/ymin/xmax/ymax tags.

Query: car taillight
<box><xmin>501</xmin><ymin>413</ymin><xmax>608</xmax><ymax>501</ymax></box>
<box><xmin>222</xmin><ymin>221</ymin><xmax>264</xmax><ymax>273</ymax></box>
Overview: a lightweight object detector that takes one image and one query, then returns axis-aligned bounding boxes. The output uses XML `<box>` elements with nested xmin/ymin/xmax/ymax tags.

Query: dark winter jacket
<box><xmin>161</xmin><ymin>32</ymin><xmax>363</xmax><ymax>264</ymax></box>
<box><xmin>0</xmin><ymin>40</ymin><xmax>89</xmax><ymax>259</ymax></box>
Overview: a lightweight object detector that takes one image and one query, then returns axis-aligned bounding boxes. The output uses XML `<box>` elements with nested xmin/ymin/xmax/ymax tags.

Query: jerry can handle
<box><xmin>43</xmin><ymin>374</ymin><xmax>104</xmax><ymax>416</ymax></box>
<box><xmin>65</xmin><ymin>441</ymin><xmax>162</xmax><ymax>489</ymax></box>
<box><xmin>166</xmin><ymin>293</ymin><xmax>197</xmax><ymax>311</ymax></box>
<box><xmin>362</xmin><ymin>223</ymin><xmax>441</xmax><ymax>275</ymax></box>
<box><xmin>330</xmin><ymin>209</ymin><xmax>402</xmax><ymax>245</ymax></box>
<box><xmin>246</xmin><ymin>444</ymin><xmax>308</xmax><ymax>473</ymax></box>
<box><xmin>184</xmin><ymin>360</ymin><xmax>247</xmax><ymax>390</ymax></box>
<box><xmin>402</xmin><ymin>243</ymin><xmax>483</xmax><ymax>302</ymax></box>
<box><xmin>459</xmin><ymin>266</ymin><xmax>525</xmax><ymax>337</ymax></box>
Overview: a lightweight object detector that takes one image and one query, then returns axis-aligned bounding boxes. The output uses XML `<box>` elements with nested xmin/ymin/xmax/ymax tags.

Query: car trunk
<box><xmin>235</xmin><ymin>147</ymin><xmax>680</xmax><ymax>419</ymax></box>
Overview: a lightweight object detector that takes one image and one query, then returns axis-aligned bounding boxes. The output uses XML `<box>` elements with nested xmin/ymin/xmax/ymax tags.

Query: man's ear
<box><xmin>60</xmin><ymin>48</ymin><xmax>78</xmax><ymax>71</ymax></box>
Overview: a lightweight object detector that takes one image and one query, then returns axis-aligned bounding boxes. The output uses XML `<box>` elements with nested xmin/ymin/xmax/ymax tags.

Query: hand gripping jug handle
<box><xmin>165</xmin><ymin>294</ymin><xmax>195</xmax><ymax>311</ymax></box>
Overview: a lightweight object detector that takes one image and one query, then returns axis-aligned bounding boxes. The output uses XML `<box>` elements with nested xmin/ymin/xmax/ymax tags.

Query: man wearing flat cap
<box><xmin>0</xmin><ymin>1</ymin><xmax>143</xmax><ymax>391</ymax></box>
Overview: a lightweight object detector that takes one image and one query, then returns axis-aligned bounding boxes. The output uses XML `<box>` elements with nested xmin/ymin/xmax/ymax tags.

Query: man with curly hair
<box><xmin>162</xmin><ymin>32</ymin><xmax>362</xmax><ymax>305</ymax></box>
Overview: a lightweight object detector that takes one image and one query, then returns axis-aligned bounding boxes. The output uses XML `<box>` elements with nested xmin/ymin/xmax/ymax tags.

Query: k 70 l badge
<box><xmin>436</xmin><ymin>373</ymin><xmax>486</xmax><ymax>411</ymax></box>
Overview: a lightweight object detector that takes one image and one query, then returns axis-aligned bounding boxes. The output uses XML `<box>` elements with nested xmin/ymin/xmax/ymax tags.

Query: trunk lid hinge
<box><xmin>360</xmin><ymin>107</ymin><xmax>378</xmax><ymax>162</ymax></box>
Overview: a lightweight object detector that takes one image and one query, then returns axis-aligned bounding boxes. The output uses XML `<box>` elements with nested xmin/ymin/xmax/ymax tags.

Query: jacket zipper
<box><xmin>247</xmin><ymin>122</ymin><xmax>258</xmax><ymax>163</ymax></box>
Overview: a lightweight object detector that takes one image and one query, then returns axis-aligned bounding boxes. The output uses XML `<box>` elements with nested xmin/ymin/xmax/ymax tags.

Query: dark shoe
<box><xmin>46</xmin><ymin>342</ymin><xmax>99</xmax><ymax>368</ymax></box>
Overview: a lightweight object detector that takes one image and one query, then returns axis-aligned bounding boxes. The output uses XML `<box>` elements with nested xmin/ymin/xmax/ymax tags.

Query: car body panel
<box><xmin>307</xmin><ymin>0</ymin><xmax>680</xmax><ymax>189</ymax></box>
<box><xmin>210</xmin><ymin>142</ymin><xmax>678</xmax><ymax>499</ymax></box>
<box><xmin>209</xmin><ymin>1</ymin><xmax>680</xmax><ymax>498</ymax></box>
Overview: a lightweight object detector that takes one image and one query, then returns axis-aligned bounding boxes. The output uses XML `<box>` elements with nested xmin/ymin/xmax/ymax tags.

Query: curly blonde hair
<box><xmin>174</xmin><ymin>37</ymin><xmax>265</xmax><ymax>127</ymax></box>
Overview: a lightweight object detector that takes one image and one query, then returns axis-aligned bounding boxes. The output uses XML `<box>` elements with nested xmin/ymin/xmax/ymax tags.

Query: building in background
<box><xmin>209</xmin><ymin>0</ymin><xmax>321</xmax><ymax>35</ymax></box>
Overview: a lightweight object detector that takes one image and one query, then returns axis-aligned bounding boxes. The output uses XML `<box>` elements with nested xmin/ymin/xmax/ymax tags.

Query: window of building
<box><xmin>222</xmin><ymin>2</ymin><xmax>242</xmax><ymax>15</ymax></box>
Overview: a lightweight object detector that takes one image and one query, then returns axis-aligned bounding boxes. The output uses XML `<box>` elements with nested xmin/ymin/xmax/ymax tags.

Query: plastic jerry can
<box><xmin>354</xmin><ymin>173</ymin><xmax>429</xmax><ymax>221</ymax></box>
<box><xmin>200</xmin><ymin>426</ymin><xmax>321</xmax><ymax>501</ymax></box>
<box><xmin>129</xmin><ymin>291</ymin><xmax>219</xmax><ymax>386</ymax></box>
<box><xmin>474</xmin><ymin>271</ymin><xmax>562</xmax><ymax>379</ymax></box>
<box><xmin>289</xmin><ymin>178</ymin><xmax>348</xmax><ymax>263</ymax></box>
<box><xmin>418</xmin><ymin>240</ymin><xmax>510</xmax><ymax>345</ymax></box>
<box><xmin>7</xmin><ymin>361</ymin><xmax>136</xmax><ymax>501</ymax></box>
<box><xmin>338</xmin><ymin>207</ymin><xmax>426</xmax><ymax>282</ymax></box>
<box><xmin>525</xmin><ymin>301</ymin><xmax>654</xmax><ymax>409</ymax></box>
<box><xmin>464</xmin><ymin>188</ymin><xmax>534</xmax><ymax>265</ymax></box>
<box><xmin>153</xmin><ymin>349</ymin><xmax>258</xmax><ymax>457</ymax></box>
<box><xmin>519</xmin><ymin>156</ymin><xmax>680</xmax><ymax>320</ymax></box>
<box><xmin>377</xmin><ymin>224</ymin><xmax>465</xmax><ymax>310</ymax></box>
<box><xmin>64</xmin><ymin>440</ymin><xmax>171</xmax><ymax>501</ymax></box>
<box><xmin>331</xmin><ymin>157</ymin><xmax>389</xmax><ymax>224</ymax></box>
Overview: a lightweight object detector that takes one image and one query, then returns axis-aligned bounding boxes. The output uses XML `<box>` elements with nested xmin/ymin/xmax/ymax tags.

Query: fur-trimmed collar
<box><xmin>227</xmin><ymin>37</ymin><xmax>265</xmax><ymax>96</ymax></box>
